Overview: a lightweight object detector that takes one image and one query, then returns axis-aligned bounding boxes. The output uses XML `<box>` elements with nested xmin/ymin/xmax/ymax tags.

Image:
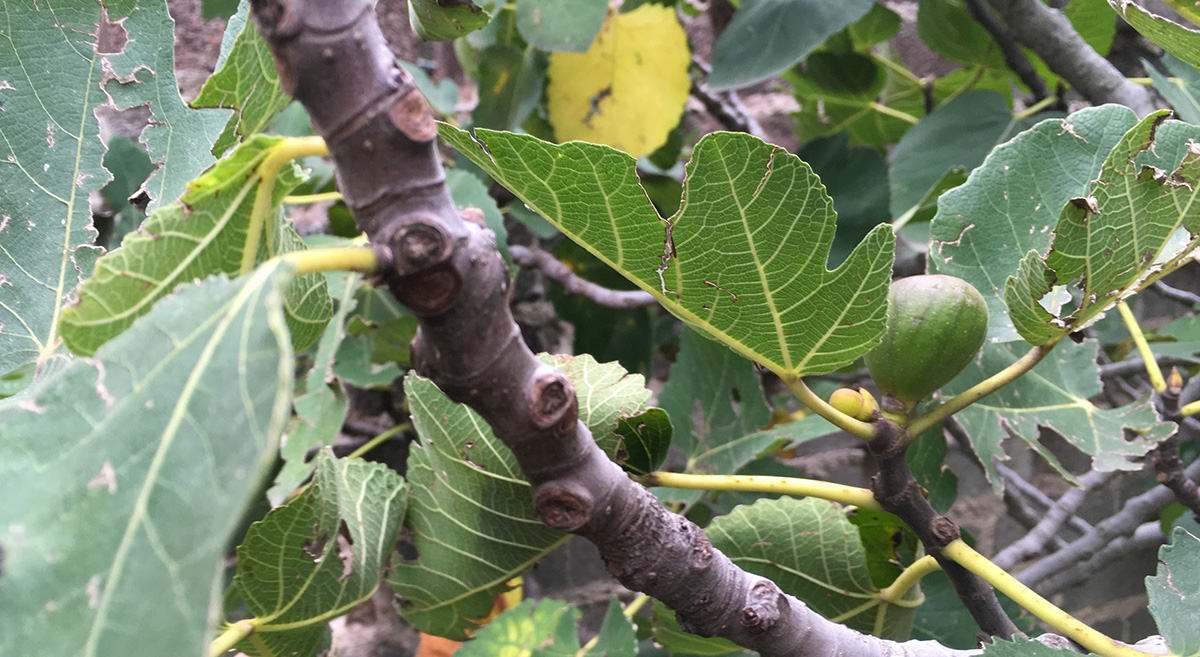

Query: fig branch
<box><xmin>246</xmin><ymin>1</ymin><xmax>972</xmax><ymax>655</ymax></box>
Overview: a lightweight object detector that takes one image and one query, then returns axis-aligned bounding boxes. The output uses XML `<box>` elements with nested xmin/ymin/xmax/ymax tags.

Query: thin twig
<box><xmin>1016</xmin><ymin>458</ymin><xmax>1200</xmax><ymax>588</ymax></box>
<box><xmin>996</xmin><ymin>461</ymin><xmax>1095</xmax><ymax>537</ymax></box>
<box><xmin>1035</xmin><ymin>522</ymin><xmax>1166</xmax><ymax>596</ymax></box>
<box><xmin>1100</xmin><ymin>357</ymin><xmax>1194</xmax><ymax>380</ymax></box>
<box><xmin>1152</xmin><ymin>280</ymin><xmax>1200</xmax><ymax>307</ymax></box>
<box><xmin>509</xmin><ymin>245</ymin><xmax>658</xmax><ymax>309</ymax></box>
<box><xmin>691</xmin><ymin>57</ymin><xmax>766</xmax><ymax>138</ymax></box>
<box><xmin>1151</xmin><ymin>375</ymin><xmax>1200</xmax><ymax>521</ymax></box>
<box><xmin>963</xmin><ymin>0</ymin><xmax>1050</xmax><ymax>101</ymax></box>
<box><xmin>993</xmin><ymin>469</ymin><xmax>1113</xmax><ymax>570</ymax></box>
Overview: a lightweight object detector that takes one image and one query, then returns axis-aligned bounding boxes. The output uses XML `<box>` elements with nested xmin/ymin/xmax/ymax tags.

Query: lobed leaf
<box><xmin>233</xmin><ymin>450</ymin><xmax>407</xmax><ymax>657</ymax></box>
<box><xmin>59</xmin><ymin>135</ymin><xmax>333</xmax><ymax>357</ymax></box>
<box><xmin>440</xmin><ymin>125</ymin><xmax>896</xmax><ymax>378</ymax></box>
<box><xmin>0</xmin><ymin>262</ymin><xmax>295</xmax><ymax>656</ymax></box>
<box><xmin>1146</xmin><ymin>528</ymin><xmax>1200</xmax><ymax>657</ymax></box>
<box><xmin>1110</xmin><ymin>0</ymin><xmax>1200</xmax><ymax>71</ymax></box>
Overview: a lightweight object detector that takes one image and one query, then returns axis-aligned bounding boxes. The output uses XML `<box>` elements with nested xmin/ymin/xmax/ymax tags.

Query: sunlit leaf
<box><xmin>546</xmin><ymin>4</ymin><xmax>690</xmax><ymax>158</ymax></box>
<box><xmin>0</xmin><ymin>262</ymin><xmax>295</xmax><ymax>656</ymax></box>
<box><xmin>455</xmin><ymin>599</ymin><xmax>580</xmax><ymax>657</ymax></box>
<box><xmin>440</xmin><ymin>126</ymin><xmax>896</xmax><ymax>379</ymax></box>
<box><xmin>60</xmin><ymin>135</ymin><xmax>333</xmax><ymax>356</ymax></box>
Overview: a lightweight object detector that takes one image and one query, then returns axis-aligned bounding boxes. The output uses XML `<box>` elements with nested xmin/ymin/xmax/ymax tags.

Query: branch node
<box><xmin>530</xmin><ymin>369</ymin><xmax>579</xmax><ymax>438</ymax></box>
<box><xmin>932</xmin><ymin>516</ymin><xmax>961</xmax><ymax>545</ymax></box>
<box><xmin>389</xmin><ymin>82</ymin><xmax>438</xmax><ymax>142</ymax></box>
<box><xmin>534</xmin><ymin>484</ymin><xmax>593</xmax><ymax>531</ymax></box>
<box><xmin>741</xmin><ymin>581</ymin><xmax>785</xmax><ymax>635</ymax></box>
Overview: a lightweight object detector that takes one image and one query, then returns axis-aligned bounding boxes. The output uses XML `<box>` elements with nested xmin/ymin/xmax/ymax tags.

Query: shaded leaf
<box><xmin>440</xmin><ymin>126</ymin><xmax>896</xmax><ymax>378</ymax></box>
<box><xmin>473</xmin><ymin>44</ymin><xmax>548</xmax><ymax>131</ymax></box>
<box><xmin>652</xmin><ymin>598</ymin><xmax>744</xmax><ymax>655</ymax></box>
<box><xmin>797</xmin><ymin>133</ymin><xmax>889</xmax><ymax>268</ymax></box>
<box><xmin>1146</xmin><ymin>528</ymin><xmax>1200</xmax><ymax>657</ymax></box>
<box><xmin>455</xmin><ymin>599</ymin><xmax>580</xmax><ymax>657</ymax></box>
<box><xmin>0</xmin><ymin>262</ymin><xmax>295</xmax><ymax>656</ymax></box>
<box><xmin>615</xmin><ymin>407</ymin><xmax>672</xmax><ymax>475</ymax></box>
<box><xmin>98</xmin><ymin>136</ymin><xmax>155</xmax><ymax>249</ymax></box>
<box><xmin>943</xmin><ymin>340</ymin><xmax>1174</xmax><ymax>489</ymax></box>
<box><xmin>709</xmin><ymin>0</ymin><xmax>874</xmax><ymax>90</ymax></box>
<box><xmin>390</xmin><ymin>358</ymin><xmax>651</xmax><ymax>639</ymax></box>
<box><xmin>546</xmin><ymin>5</ymin><xmax>690</xmax><ymax>158</ymax></box>
<box><xmin>516</xmin><ymin>0</ymin><xmax>607</xmax><ymax>53</ymax></box>
<box><xmin>192</xmin><ymin>3</ymin><xmax>292</xmax><ymax>157</ymax></box>
<box><xmin>929</xmin><ymin>105</ymin><xmax>1139</xmax><ymax>342</ymax></box>
<box><xmin>912</xmin><ymin>578</ymin><xmax>1034</xmax><ymax>649</ymax></box>
<box><xmin>60</xmin><ymin>135</ymin><xmax>333</xmax><ymax>356</ymax></box>
<box><xmin>1147</xmin><ymin>54</ymin><xmax>1200</xmax><ymax>126</ymax></box>
<box><xmin>706</xmin><ymin>497</ymin><xmax>918</xmax><ymax>638</ymax></box>
<box><xmin>233</xmin><ymin>450</ymin><xmax>407</xmax><ymax>657</ymax></box>
<box><xmin>399</xmin><ymin>60</ymin><xmax>460</xmax><ymax>115</ymax></box>
<box><xmin>1111</xmin><ymin>0</ymin><xmax>1200</xmax><ymax>71</ymax></box>
<box><xmin>917</xmin><ymin>0</ymin><xmax>1005</xmax><ymax>68</ymax></box>
<box><xmin>409</xmin><ymin>0</ymin><xmax>491</xmax><ymax>41</ymax></box>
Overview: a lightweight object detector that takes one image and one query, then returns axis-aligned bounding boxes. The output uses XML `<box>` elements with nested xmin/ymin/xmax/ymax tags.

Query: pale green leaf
<box><xmin>390</xmin><ymin>358</ymin><xmax>651</xmax><ymax>639</ymax></box>
<box><xmin>233</xmin><ymin>450</ymin><xmax>407</xmax><ymax>657</ymax></box>
<box><xmin>709</xmin><ymin>0</ymin><xmax>874</xmax><ymax>90</ymax></box>
<box><xmin>516</xmin><ymin>0</ymin><xmax>607</xmax><ymax>53</ymax></box>
<box><xmin>0</xmin><ymin>262</ymin><xmax>295</xmax><ymax>657</ymax></box>
<box><xmin>1111</xmin><ymin>0</ymin><xmax>1200</xmax><ymax>71</ymax></box>
<box><xmin>1007</xmin><ymin>112</ymin><xmax>1200</xmax><ymax>343</ymax></box>
<box><xmin>943</xmin><ymin>340</ymin><xmax>1174</xmax><ymax>489</ymax></box>
<box><xmin>591</xmin><ymin>598</ymin><xmax>637</xmax><ymax>657</ymax></box>
<box><xmin>192</xmin><ymin>3</ymin><xmax>292</xmax><ymax>157</ymax></box>
<box><xmin>705</xmin><ymin>497</ymin><xmax>918</xmax><ymax>638</ymax></box>
<box><xmin>1147</xmin><ymin>528</ymin><xmax>1200</xmax><ymax>657</ymax></box>
<box><xmin>929</xmin><ymin>105</ymin><xmax>1139</xmax><ymax>342</ymax></box>
<box><xmin>455</xmin><ymin>599</ymin><xmax>580</xmax><ymax>657</ymax></box>
<box><xmin>440</xmin><ymin>125</ymin><xmax>896</xmax><ymax>378</ymax></box>
<box><xmin>1147</xmin><ymin>54</ymin><xmax>1200</xmax><ymax>126</ymax></box>
<box><xmin>60</xmin><ymin>135</ymin><xmax>333</xmax><ymax>357</ymax></box>
<box><xmin>0</xmin><ymin>0</ymin><xmax>221</xmax><ymax>373</ymax></box>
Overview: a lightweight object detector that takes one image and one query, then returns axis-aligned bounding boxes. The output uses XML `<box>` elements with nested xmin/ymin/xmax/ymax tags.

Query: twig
<box><xmin>509</xmin><ymin>245</ymin><xmax>658</xmax><ymax>309</ymax></box>
<box><xmin>1152</xmin><ymin>280</ymin><xmax>1200</xmax><ymax>307</ymax></box>
<box><xmin>996</xmin><ymin>462</ymin><xmax>1095</xmax><ymax>538</ymax></box>
<box><xmin>993</xmin><ymin>469</ymin><xmax>1112</xmax><ymax>570</ymax></box>
<box><xmin>1016</xmin><ymin>457</ymin><xmax>1200</xmax><ymax>588</ymax></box>
<box><xmin>986</xmin><ymin>0</ymin><xmax>1159</xmax><ymax>116</ymax></box>
<box><xmin>1151</xmin><ymin>374</ymin><xmax>1200</xmax><ymax>521</ymax></box>
<box><xmin>963</xmin><ymin>0</ymin><xmax>1050</xmax><ymax>101</ymax></box>
<box><xmin>691</xmin><ymin>57</ymin><xmax>766</xmax><ymax>138</ymax></box>
<box><xmin>1035</xmin><ymin>522</ymin><xmax>1166</xmax><ymax>596</ymax></box>
<box><xmin>1100</xmin><ymin>357</ymin><xmax>1193</xmax><ymax>380</ymax></box>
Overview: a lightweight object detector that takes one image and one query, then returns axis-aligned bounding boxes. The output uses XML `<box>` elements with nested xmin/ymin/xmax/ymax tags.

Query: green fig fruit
<box><xmin>864</xmin><ymin>274</ymin><xmax>988</xmax><ymax>406</ymax></box>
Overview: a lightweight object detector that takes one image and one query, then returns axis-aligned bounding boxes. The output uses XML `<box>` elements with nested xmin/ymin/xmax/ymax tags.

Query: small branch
<box><xmin>1016</xmin><ymin>457</ymin><xmax>1200</xmax><ymax>587</ymax></box>
<box><xmin>508</xmin><ymin>245</ymin><xmax>658</xmax><ymax>309</ymax></box>
<box><xmin>942</xmin><ymin>541</ymin><xmax>1155</xmax><ymax>657</ymax></box>
<box><xmin>346</xmin><ymin>422</ymin><xmax>411</xmax><ymax>460</ymax></box>
<box><xmin>638</xmin><ymin>472</ymin><xmax>883</xmax><ymax>511</ymax></box>
<box><xmin>878</xmin><ymin>555</ymin><xmax>941</xmax><ymax>604</ymax></box>
<box><xmin>868</xmin><ymin>422</ymin><xmax>1022</xmax><ymax>639</ymax></box>
<box><xmin>996</xmin><ymin>462</ymin><xmax>1095</xmax><ymax>538</ymax></box>
<box><xmin>243</xmin><ymin>136</ymin><xmax>331</xmax><ymax>275</ymax></box>
<box><xmin>963</xmin><ymin>0</ymin><xmax>1050</xmax><ymax>101</ymax></box>
<box><xmin>1100</xmin><ymin>356</ymin><xmax>1193</xmax><ymax>380</ymax></box>
<box><xmin>1035</xmin><ymin>521</ymin><xmax>1166</xmax><ymax>596</ymax></box>
<box><xmin>691</xmin><ymin>57</ymin><xmax>766</xmax><ymax>138</ymax></box>
<box><xmin>986</xmin><ymin>0</ymin><xmax>1159</xmax><ymax>116</ymax></box>
<box><xmin>783</xmin><ymin>376</ymin><xmax>877</xmax><ymax>440</ymax></box>
<box><xmin>210</xmin><ymin>620</ymin><xmax>257</xmax><ymax>657</ymax></box>
<box><xmin>1117</xmin><ymin>302</ymin><xmax>1167</xmax><ymax>392</ymax></box>
<box><xmin>1152</xmin><ymin>280</ymin><xmax>1200</xmax><ymax>307</ymax></box>
<box><xmin>282</xmin><ymin>246</ymin><xmax>380</xmax><ymax>275</ymax></box>
<box><xmin>1161</xmin><ymin>0</ymin><xmax>1200</xmax><ymax>27</ymax></box>
<box><xmin>992</xmin><ymin>469</ymin><xmax>1112</xmax><ymax>570</ymax></box>
<box><xmin>908</xmin><ymin>344</ymin><xmax>1054</xmax><ymax>437</ymax></box>
<box><xmin>1151</xmin><ymin>374</ymin><xmax>1200</xmax><ymax>520</ymax></box>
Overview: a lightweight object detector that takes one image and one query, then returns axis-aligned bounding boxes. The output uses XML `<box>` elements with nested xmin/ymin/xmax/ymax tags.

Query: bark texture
<box><xmin>249</xmin><ymin>1</ymin><xmax>974</xmax><ymax>655</ymax></box>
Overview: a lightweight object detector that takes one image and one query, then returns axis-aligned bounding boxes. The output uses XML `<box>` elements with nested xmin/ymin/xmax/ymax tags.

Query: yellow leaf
<box><xmin>546</xmin><ymin>5</ymin><xmax>690</xmax><ymax>158</ymax></box>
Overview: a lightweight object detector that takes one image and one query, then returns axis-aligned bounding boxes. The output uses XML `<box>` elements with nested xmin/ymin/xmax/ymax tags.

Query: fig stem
<box><xmin>281</xmin><ymin>247</ymin><xmax>379</xmax><ymax>275</ymax></box>
<box><xmin>907</xmin><ymin>343</ymin><xmax>1055</xmax><ymax>436</ymax></box>
<box><xmin>636</xmin><ymin>472</ymin><xmax>883</xmax><ymax>511</ymax></box>
<box><xmin>784</xmin><ymin>377</ymin><xmax>877</xmax><ymax>440</ymax></box>
<box><xmin>877</xmin><ymin>555</ymin><xmax>940</xmax><ymax>604</ymax></box>
<box><xmin>941</xmin><ymin>540</ymin><xmax>1156</xmax><ymax>657</ymax></box>
<box><xmin>1116</xmin><ymin>301</ymin><xmax>1167</xmax><ymax>393</ymax></box>
<box><xmin>241</xmin><ymin>136</ymin><xmax>331</xmax><ymax>275</ymax></box>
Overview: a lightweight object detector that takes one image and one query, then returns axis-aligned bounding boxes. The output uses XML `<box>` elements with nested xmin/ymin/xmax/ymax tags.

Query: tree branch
<box><xmin>248</xmin><ymin>1</ymin><xmax>974</xmax><ymax>655</ymax></box>
<box><xmin>509</xmin><ymin>244</ymin><xmax>658</xmax><ymax>309</ymax></box>
<box><xmin>1036</xmin><ymin>521</ymin><xmax>1166</xmax><ymax>597</ymax></box>
<box><xmin>691</xmin><ymin>57</ymin><xmax>766</xmax><ymax>138</ymax></box>
<box><xmin>992</xmin><ymin>470</ymin><xmax>1113</xmax><ymax>570</ymax></box>
<box><xmin>963</xmin><ymin>0</ymin><xmax>1051</xmax><ymax>101</ymax></box>
<box><xmin>985</xmin><ymin>0</ymin><xmax>1158</xmax><ymax>116</ymax></box>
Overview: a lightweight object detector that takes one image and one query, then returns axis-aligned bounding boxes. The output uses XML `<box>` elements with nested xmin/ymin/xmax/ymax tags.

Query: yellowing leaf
<box><xmin>546</xmin><ymin>5</ymin><xmax>690</xmax><ymax>158</ymax></box>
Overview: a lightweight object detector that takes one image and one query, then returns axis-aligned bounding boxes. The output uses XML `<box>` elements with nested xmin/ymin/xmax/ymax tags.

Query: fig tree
<box><xmin>864</xmin><ymin>274</ymin><xmax>988</xmax><ymax>407</ymax></box>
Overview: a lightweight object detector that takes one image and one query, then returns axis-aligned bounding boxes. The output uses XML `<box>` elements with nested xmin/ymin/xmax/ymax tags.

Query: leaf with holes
<box><xmin>1110</xmin><ymin>0</ymin><xmax>1200</xmax><ymax>72</ymax></box>
<box><xmin>929</xmin><ymin>105</ymin><xmax>1139</xmax><ymax>342</ymax></box>
<box><xmin>0</xmin><ymin>0</ymin><xmax>226</xmax><ymax>375</ymax></box>
<box><xmin>1147</xmin><ymin>528</ymin><xmax>1200</xmax><ymax>657</ymax></box>
<box><xmin>1005</xmin><ymin>112</ymin><xmax>1200</xmax><ymax>344</ymax></box>
<box><xmin>192</xmin><ymin>3</ymin><xmax>293</xmax><ymax>157</ymax></box>
<box><xmin>440</xmin><ymin>126</ymin><xmax>895</xmax><ymax>379</ymax></box>
<box><xmin>390</xmin><ymin>359</ymin><xmax>653</xmax><ymax>639</ymax></box>
<box><xmin>0</xmin><ymin>262</ymin><xmax>295</xmax><ymax>657</ymax></box>
<box><xmin>232</xmin><ymin>449</ymin><xmax>407</xmax><ymax>657</ymax></box>
<box><xmin>59</xmin><ymin>135</ymin><xmax>332</xmax><ymax>357</ymax></box>
<box><xmin>943</xmin><ymin>340</ymin><xmax>1174</xmax><ymax>489</ymax></box>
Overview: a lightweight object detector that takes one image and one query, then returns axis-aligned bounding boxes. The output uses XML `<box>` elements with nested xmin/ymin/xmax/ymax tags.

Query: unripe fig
<box><xmin>829</xmin><ymin>388</ymin><xmax>879</xmax><ymax>421</ymax></box>
<box><xmin>864</xmin><ymin>274</ymin><xmax>988</xmax><ymax>406</ymax></box>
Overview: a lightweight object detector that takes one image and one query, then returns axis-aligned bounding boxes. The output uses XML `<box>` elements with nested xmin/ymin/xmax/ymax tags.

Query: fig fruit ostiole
<box><xmin>864</xmin><ymin>274</ymin><xmax>988</xmax><ymax>412</ymax></box>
